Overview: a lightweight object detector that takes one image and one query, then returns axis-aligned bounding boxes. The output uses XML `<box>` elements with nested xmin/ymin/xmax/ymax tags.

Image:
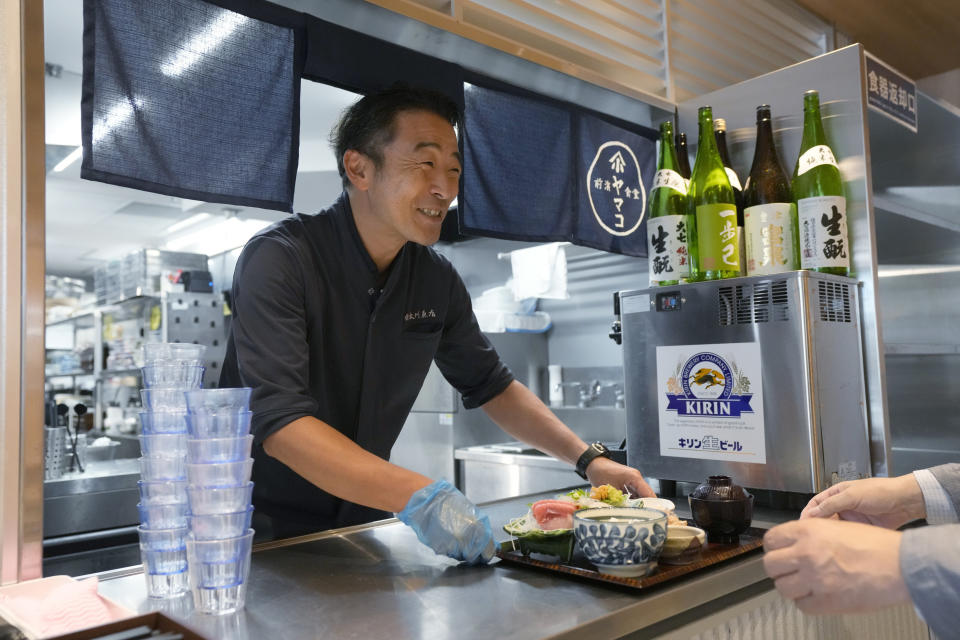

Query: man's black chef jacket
<box><xmin>219</xmin><ymin>193</ymin><xmax>514</xmax><ymax>532</ymax></box>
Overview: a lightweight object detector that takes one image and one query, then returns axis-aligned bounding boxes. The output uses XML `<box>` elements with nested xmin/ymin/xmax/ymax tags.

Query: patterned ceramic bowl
<box><xmin>573</xmin><ymin>507</ymin><xmax>668</xmax><ymax>578</ymax></box>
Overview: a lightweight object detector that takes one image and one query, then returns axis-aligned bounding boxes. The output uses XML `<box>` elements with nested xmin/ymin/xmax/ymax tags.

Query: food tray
<box><xmin>496</xmin><ymin>527</ymin><xmax>765</xmax><ymax>590</ymax></box>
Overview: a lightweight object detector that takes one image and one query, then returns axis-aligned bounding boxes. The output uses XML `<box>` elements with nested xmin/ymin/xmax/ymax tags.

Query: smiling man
<box><xmin>219</xmin><ymin>85</ymin><xmax>654</xmax><ymax>564</ymax></box>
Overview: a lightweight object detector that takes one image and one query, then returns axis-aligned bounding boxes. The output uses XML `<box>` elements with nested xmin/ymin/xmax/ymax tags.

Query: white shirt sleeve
<box><xmin>914</xmin><ymin>469</ymin><xmax>959</xmax><ymax>525</ymax></box>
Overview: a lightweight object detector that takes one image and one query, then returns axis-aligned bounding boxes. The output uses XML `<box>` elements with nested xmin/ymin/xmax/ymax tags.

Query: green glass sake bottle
<box><xmin>742</xmin><ymin>105</ymin><xmax>799</xmax><ymax>276</ymax></box>
<box><xmin>648</xmin><ymin>121</ymin><xmax>694</xmax><ymax>286</ymax></box>
<box><xmin>690</xmin><ymin>106</ymin><xmax>739</xmax><ymax>280</ymax></box>
<box><xmin>675</xmin><ymin>131</ymin><xmax>692</xmax><ymax>181</ymax></box>
<box><xmin>792</xmin><ymin>90</ymin><xmax>849</xmax><ymax>276</ymax></box>
<box><xmin>714</xmin><ymin>118</ymin><xmax>745</xmax><ymax>275</ymax></box>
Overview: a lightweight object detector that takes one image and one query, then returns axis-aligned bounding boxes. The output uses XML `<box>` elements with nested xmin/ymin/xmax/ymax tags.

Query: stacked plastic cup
<box><xmin>183</xmin><ymin>387</ymin><xmax>255</xmax><ymax>615</ymax></box>
<box><xmin>137</xmin><ymin>343</ymin><xmax>206</xmax><ymax>599</ymax></box>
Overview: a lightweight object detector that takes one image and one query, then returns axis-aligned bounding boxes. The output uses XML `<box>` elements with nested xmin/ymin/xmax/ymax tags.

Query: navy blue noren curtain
<box><xmin>461</xmin><ymin>82</ymin><xmax>657</xmax><ymax>257</ymax></box>
<box><xmin>81</xmin><ymin>0</ymin><xmax>305</xmax><ymax>211</ymax></box>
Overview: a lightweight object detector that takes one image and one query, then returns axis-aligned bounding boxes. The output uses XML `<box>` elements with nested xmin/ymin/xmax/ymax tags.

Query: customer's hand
<box><xmin>585</xmin><ymin>457</ymin><xmax>656</xmax><ymax>498</ymax></box>
<box><xmin>763</xmin><ymin>518</ymin><xmax>909</xmax><ymax>613</ymax></box>
<box><xmin>396</xmin><ymin>479</ymin><xmax>495</xmax><ymax>565</ymax></box>
<box><xmin>800</xmin><ymin>474</ymin><xmax>925</xmax><ymax>529</ymax></box>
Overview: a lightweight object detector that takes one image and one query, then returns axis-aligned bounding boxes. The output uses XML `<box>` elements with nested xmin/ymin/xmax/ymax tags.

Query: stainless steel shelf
<box><xmin>885</xmin><ymin>343</ymin><xmax>960</xmax><ymax>355</ymax></box>
<box><xmin>45</xmin><ymin>312</ymin><xmax>96</xmax><ymax>329</ymax></box>
<box><xmin>99</xmin><ymin>368</ymin><xmax>141</xmax><ymax>377</ymax></box>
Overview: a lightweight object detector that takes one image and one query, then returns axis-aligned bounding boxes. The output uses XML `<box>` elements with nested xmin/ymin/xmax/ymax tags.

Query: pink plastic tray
<box><xmin>0</xmin><ymin>575</ymin><xmax>134</xmax><ymax>639</ymax></box>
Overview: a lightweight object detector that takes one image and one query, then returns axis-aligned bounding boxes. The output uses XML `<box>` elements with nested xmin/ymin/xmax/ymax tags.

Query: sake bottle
<box><xmin>742</xmin><ymin>105</ymin><xmax>799</xmax><ymax>276</ymax></box>
<box><xmin>792</xmin><ymin>90</ymin><xmax>849</xmax><ymax>276</ymax></box>
<box><xmin>714</xmin><ymin>118</ymin><xmax>745</xmax><ymax>274</ymax></box>
<box><xmin>648</xmin><ymin>121</ymin><xmax>693</xmax><ymax>286</ymax></box>
<box><xmin>675</xmin><ymin>132</ymin><xmax>692</xmax><ymax>182</ymax></box>
<box><xmin>690</xmin><ymin>106</ymin><xmax>739</xmax><ymax>280</ymax></box>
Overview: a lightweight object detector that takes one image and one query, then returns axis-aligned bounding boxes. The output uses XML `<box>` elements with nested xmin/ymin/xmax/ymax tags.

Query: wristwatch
<box><xmin>575</xmin><ymin>441</ymin><xmax>611</xmax><ymax>480</ymax></box>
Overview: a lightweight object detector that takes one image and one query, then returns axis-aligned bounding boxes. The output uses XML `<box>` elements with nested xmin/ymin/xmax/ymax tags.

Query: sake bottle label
<box><xmin>724</xmin><ymin>167</ymin><xmax>742</xmax><ymax>191</ymax></box>
<box><xmin>696</xmin><ymin>203</ymin><xmax>740</xmax><ymax>272</ymax></box>
<box><xmin>648</xmin><ymin>214</ymin><xmax>692</xmax><ymax>281</ymax></box>
<box><xmin>744</xmin><ymin>203</ymin><xmax>797</xmax><ymax>275</ymax></box>
<box><xmin>796</xmin><ymin>145</ymin><xmax>838</xmax><ymax>175</ymax></box>
<box><xmin>652</xmin><ymin>169</ymin><xmax>688</xmax><ymax>195</ymax></box>
<box><xmin>798</xmin><ymin>196</ymin><xmax>849</xmax><ymax>269</ymax></box>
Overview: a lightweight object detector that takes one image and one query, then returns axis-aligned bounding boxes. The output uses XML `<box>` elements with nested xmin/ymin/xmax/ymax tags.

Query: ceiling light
<box><xmin>161</xmin><ymin>10</ymin><xmax>249</xmax><ymax>78</ymax></box>
<box><xmin>52</xmin><ymin>146</ymin><xmax>82</xmax><ymax>172</ymax></box>
<box><xmin>877</xmin><ymin>265</ymin><xmax>960</xmax><ymax>278</ymax></box>
<box><xmin>165</xmin><ymin>218</ymin><xmax>272</xmax><ymax>255</ymax></box>
<box><xmin>165</xmin><ymin>212</ymin><xmax>211</xmax><ymax>234</ymax></box>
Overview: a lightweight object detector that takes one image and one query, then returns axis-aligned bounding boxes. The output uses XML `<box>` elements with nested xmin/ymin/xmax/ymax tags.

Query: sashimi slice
<box><xmin>531</xmin><ymin>499</ymin><xmax>577</xmax><ymax>531</ymax></box>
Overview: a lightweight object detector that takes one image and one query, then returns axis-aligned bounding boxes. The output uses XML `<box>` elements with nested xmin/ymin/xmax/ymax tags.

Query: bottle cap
<box><xmin>713</xmin><ymin>118</ymin><xmax>727</xmax><ymax>132</ymax></box>
<box><xmin>756</xmin><ymin>105</ymin><xmax>772</xmax><ymax>122</ymax></box>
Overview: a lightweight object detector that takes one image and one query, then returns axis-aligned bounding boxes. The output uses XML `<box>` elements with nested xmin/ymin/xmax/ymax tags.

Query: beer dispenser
<box><xmin>619</xmin><ymin>271</ymin><xmax>871</xmax><ymax>493</ymax></box>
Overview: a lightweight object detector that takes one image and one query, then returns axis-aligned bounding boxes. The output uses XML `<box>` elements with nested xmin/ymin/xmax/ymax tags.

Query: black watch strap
<box><xmin>575</xmin><ymin>442</ymin><xmax>610</xmax><ymax>480</ymax></box>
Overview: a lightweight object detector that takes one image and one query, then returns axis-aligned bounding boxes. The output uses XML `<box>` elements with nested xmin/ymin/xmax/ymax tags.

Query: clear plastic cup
<box><xmin>186</xmin><ymin>530</ymin><xmax>253</xmax><ymax>613</ymax></box>
<box><xmin>144</xmin><ymin>565</ymin><xmax>190</xmax><ymax>599</ymax></box>
<box><xmin>144</xmin><ymin>342</ymin><xmax>208</xmax><ymax>363</ymax></box>
<box><xmin>186</xmin><ymin>435</ymin><xmax>254</xmax><ymax>463</ymax></box>
<box><xmin>188</xmin><ymin>507</ymin><xmax>254</xmax><ymax>540</ymax></box>
<box><xmin>138</xmin><ymin>501</ymin><xmax>189</xmax><ymax>529</ymax></box>
<box><xmin>141</xmin><ymin>364</ymin><xmax>205</xmax><ymax>390</ymax></box>
<box><xmin>140</xmin><ymin>410</ymin><xmax>189</xmax><ymax>434</ymax></box>
<box><xmin>138</xmin><ymin>479</ymin><xmax>188</xmax><ymax>505</ymax></box>
<box><xmin>187</xmin><ymin>482</ymin><xmax>254</xmax><ymax>515</ymax></box>
<box><xmin>186</xmin><ymin>411</ymin><xmax>252</xmax><ymax>439</ymax></box>
<box><xmin>191</xmin><ymin>580</ymin><xmax>248</xmax><ymax>615</ymax></box>
<box><xmin>140</xmin><ymin>455</ymin><xmax>188</xmax><ymax>481</ymax></box>
<box><xmin>184</xmin><ymin>388</ymin><xmax>252</xmax><ymax>415</ymax></box>
<box><xmin>186</xmin><ymin>529</ymin><xmax>253</xmax><ymax>589</ymax></box>
<box><xmin>186</xmin><ymin>459</ymin><xmax>253</xmax><ymax>487</ymax></box>
<box><xmin>139</xmin><ymin>526</ymin><xmax>190</xmax><ymax>599</ymax></box>
<box><xmin>141</xmin><ymin>389</ymin><xmax>188</xmax><ymax>412</ymax></box>
<box><xmin>139</xmin><ymin>433</ymin><xmax>187</xmax><ymax>456</ymax></box>
<box><xmin>138</xmin><ymin>525</ymin><xmax>188</xmax><ymax>550</ymax></box>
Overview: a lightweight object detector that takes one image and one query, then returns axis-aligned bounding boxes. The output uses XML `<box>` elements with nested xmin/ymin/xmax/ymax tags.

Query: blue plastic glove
<box><xmin>397</xmin><ymin>479</ymin><xmax>495</xmax><ymax>565</ymax></box>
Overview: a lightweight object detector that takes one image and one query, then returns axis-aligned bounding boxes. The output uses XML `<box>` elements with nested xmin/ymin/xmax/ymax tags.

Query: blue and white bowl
<box><xmin>574</xmin><ymin>507</ymin><xmax>668</xmax><ymax>577</ymax></box>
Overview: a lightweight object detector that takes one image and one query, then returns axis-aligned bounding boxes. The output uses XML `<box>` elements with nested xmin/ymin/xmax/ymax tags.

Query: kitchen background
<box><xmin>39</xmin><ymin>0</ymin><xmax>960</xmax><ymax>576</ymax></box>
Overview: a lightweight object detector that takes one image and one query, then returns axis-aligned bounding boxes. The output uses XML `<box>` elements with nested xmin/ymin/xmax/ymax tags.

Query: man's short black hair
<box><xmin>330</xmin><ymin>84</ymin><xmax>462</xmax><ymax>189</ymax></box>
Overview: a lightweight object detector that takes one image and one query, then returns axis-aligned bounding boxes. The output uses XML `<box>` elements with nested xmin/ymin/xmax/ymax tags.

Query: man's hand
<box><xmin>800</xmin><ymin>474</ymin><xmax>925</xmax><ymax>529</ymax></box>
<box><xmin>585</xmin><ymin>456</ymin><xmax>656</xmax><ymax>498</ymax></box>
<box><xmin>396</xmin><ymin>479</ymin><xmax>495</xmax><ymax>565</ymax></box>
<box><xmin>763</xmin><ymin>519</ymin><xmax>909</xmax><ymax>614</ymax></box>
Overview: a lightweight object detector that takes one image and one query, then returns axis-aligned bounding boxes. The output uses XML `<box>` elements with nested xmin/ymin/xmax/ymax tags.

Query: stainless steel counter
<box><xmin>44</xmin><ymin>458</ymin><xmax>140</xmax><ymax>538</ymax></box>
<box><xmin>91</xmin><ymin>492</ymin><xmax>791</xmax><ymax>640</ymax></box>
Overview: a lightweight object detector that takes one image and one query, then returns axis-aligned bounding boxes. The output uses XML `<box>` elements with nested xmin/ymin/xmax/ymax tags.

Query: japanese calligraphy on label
<box><xmin>796</xmin><ymin>145</ymin><xmax>838</xmax><ymax>176</ymax></box>
<box><xmin>586</xmin><ymin>141</ymin><xmax>647</xmax><ymax>237</ymax></box>
<box><xmin>865</xmin><ymin>52</ymin><xmax>917</xmax><ymax>133</ymax></box>
<box><xmin>723</xmin><ymin>167</ymin><xmax>742</xmax><ymax>191</ymax></box>
<box><xmin>648</xmin><ymin>214</ymin><xmax>692</xmax><ymax>282</ymax></box>
<box><xmin>657</xmin><ymin>342</ymin><xmax>765</xmax><ymax>463</ymax></box>
<box><xmin>695</xmin><ymin>203</ymin><xmax>740</xmax><ymax>272</ymax></box>
<box><xmin>798</xmin><ymin>196</ymin><xmax>849</xmax><ymax>269</ymax></box>
<box><xmin>744</xmin><ymin>202</ymin><xmax>797</xmax><ymax>275</ymax></box>
<box><xmin>652</xmin><ymin>169</ymin><xmax>688</xmax><ymax>196</ymax></box>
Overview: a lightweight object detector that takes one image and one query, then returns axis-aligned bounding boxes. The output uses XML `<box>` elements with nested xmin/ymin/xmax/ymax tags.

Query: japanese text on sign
<box><xmin>865</xmin><ymin>52</ymin><xmax>917</xmax><ymax>133</ymax></box>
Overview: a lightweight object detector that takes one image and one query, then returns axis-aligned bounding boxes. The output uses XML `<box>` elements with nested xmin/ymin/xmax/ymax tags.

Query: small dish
<box><xmin>574</xmin><ymin>507</ymin><xmax>667</xmax><ymax>578</ymax></box>
<box><xmin>659</xmin><ymin>525</ymin><xmax>706</xmax><ymax>565</ymax></box>
<box><xmin>625</xmin><ymin>497</ymin><xmax>676</xmax><ymax>513</ymax></box>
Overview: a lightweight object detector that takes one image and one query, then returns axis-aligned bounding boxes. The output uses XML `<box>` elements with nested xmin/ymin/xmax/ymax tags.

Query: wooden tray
<box><xmin>496</xmin><ymin>527</ymin><xmax>765</xmax><ymax>590</ymax></box>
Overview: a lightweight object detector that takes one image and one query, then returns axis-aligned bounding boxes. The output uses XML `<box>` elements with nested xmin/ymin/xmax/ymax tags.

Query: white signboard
<box><xmin>656</xmin><ymin>342</ymin><xmax>765</xmax><ymax>463</ymax></box>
